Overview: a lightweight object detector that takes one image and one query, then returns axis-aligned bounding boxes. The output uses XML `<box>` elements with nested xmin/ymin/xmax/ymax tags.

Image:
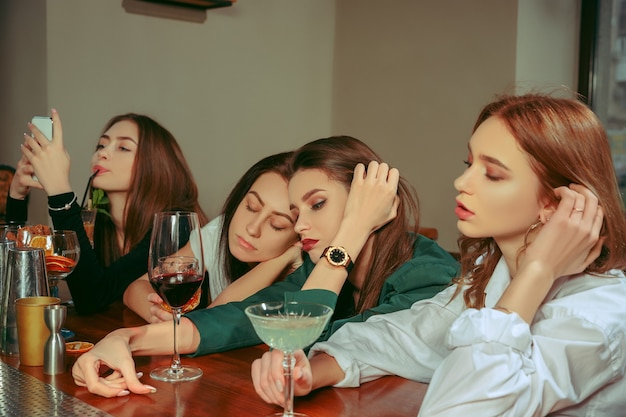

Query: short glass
<box><xmin>80</xmin><ymin>208</ymin><xmax>97</xmax><ymax>247</ymax></box>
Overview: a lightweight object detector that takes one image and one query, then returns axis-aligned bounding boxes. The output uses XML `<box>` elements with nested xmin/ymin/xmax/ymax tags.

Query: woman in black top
<box><xmin>7</xmin><ymin>110</ymin><xmax>207</xmax><ymax>314</ymax></box>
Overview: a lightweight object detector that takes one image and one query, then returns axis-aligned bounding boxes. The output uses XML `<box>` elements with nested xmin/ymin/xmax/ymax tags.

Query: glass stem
<box><xmin>282</xmin><ymin>352</ymin><xmax>295</xmax><ymax>416</ymax></box>
<box><xmin>50</xmin><ymin>281</ymin><xmax>59</xmax><ymax>298</ymax></box>
<box><xmin>170</xmin><ymin>308</ymin><xmax>182</xmax><ymax>374</ymax></box>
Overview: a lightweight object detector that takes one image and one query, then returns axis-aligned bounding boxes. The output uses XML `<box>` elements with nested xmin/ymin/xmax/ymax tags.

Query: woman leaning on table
<box><xmin>252</xmin><ymin>93</ymin><xmax>626</xmax><ymax>416</ymax></box>
<box><xmin>123</xmin><ymin>151</ymin><xmax>303</xmax><ymax>322</ymax></box>
<box><xmin>6</xmin><ymin>109</ymin><xmax>208</xmax><ymax>314</ymax></box>
<box><xmin>71</xmin><ymin>135</ymin><xmax>459</xmax><ymax>398</ymax></box>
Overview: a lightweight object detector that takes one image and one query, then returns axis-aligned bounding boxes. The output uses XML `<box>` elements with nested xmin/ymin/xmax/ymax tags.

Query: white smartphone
<box><xmin>31</xmin><ymin>116</ymin><xmax>53</xmax><ymax>141</ymax></box>
<box><xmin>30</xmin><ymin>116</ymin><xmax>53</xmax><ymax>181</ymax></box>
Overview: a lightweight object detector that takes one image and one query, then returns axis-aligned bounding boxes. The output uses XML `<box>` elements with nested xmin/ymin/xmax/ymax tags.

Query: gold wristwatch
<box><xmin>321</xmin><ymin>246</ymin><xmax>354</xmax><ymax>274</ymax></box>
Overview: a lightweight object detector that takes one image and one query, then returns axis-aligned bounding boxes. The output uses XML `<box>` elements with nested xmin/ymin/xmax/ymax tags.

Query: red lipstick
<box><xmin>455</xmin><ymin>200</ymin><xmax>474</xmax><ymax>220</ymax></box>
<box><xmin>300</xmin><ymin>239</ymin><xmax>318</xmax><ymax>252</ymax></box>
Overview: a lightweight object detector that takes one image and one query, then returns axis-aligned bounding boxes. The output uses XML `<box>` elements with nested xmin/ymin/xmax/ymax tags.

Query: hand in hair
<box><xmin>342</xmin><ymin>161</ymin><xmax>400</xmax><ymax>235</ymax></box>
<box><xmin>522</xmin><ymin>183</ymin><xmax>604</xmax><ymax>280</ymax></box>
<box><xmin>496</xmin><ymin>184</ymin><xmax>604</xmax><ymax>324</ymax></box>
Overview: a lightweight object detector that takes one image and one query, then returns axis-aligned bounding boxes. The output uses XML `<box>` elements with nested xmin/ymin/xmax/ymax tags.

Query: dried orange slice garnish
<box><xmin>45</xmin><ymin>255</ymin><xmax>77</xmax><ymax>273</ymax></box>
<box><xmin>29</xmin><ymin>236</ymin><xmax>53</xmax><ymax>256</ymax></box>
<box><xmin>66</xmin><ymin>341</ymin><xmax>94</xmax><ymax>354</ymax></box>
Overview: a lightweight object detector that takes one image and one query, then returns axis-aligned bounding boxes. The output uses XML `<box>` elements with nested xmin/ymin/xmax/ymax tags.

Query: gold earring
<box><xmin>524</xmin><ymin>219</ymin><xmax>543</xmax><ymax>243</ymax></box>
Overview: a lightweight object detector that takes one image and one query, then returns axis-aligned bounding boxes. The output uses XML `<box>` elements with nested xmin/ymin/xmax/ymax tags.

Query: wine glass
<box><xmin>148</xmin><ymin>211</ymin><xmax>204</xmax><ymax>382</ymax></box>
<box><xmin>1</xmin><ymin>222</ymin><xmax>23</xmax><ymax>241</ymax></box>
<box><xmin>245</xmin><ymin>301</ymin><xmax>334</xmax><ymax>417</ymax></box>
<box><xmin>29</xmin><ymin>230</ymin><xmax>80</xmax><ymax>300</ymax></box>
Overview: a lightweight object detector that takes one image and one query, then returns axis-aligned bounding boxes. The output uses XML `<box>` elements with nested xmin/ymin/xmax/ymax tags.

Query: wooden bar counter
<box><xmin>0</xmin><ymin>302</ymin><xmax>427</xmax><ymax>416</ymax></box>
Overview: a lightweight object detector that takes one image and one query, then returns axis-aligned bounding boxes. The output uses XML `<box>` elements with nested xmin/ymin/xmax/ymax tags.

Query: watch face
<box><xmin>329</xmin><ymin>248</ymin><xmax>346</xmax><ymax>265</ymax></box>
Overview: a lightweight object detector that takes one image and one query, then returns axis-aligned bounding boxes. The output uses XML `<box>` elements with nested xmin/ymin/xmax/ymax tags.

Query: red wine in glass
<box><xmin>150</xmin><ymin>271</ymin><xmax>203</xmax><ymax>308</ymax></box>
<box><xmin>148</xmin><ymin>211</ymin><xmax>204</xmax><ymax>383</ymax></box>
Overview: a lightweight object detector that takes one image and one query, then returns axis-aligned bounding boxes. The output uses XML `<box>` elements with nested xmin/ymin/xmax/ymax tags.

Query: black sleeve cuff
<box><xmin>5</xmin><ymin>196</ymin><xmax>28</xmax><ymax>223</ymax></box>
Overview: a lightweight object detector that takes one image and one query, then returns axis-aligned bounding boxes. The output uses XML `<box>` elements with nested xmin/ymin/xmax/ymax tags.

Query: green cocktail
<box><xmin>245</xmin><ymin>301</ymin><xmax>333</xmax><ymax>417</ymax></box>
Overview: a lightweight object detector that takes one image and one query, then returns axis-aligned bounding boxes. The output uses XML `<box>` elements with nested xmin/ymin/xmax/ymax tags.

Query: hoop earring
<box><xmin>528</xmin><ymin>220</ymin><xmax>542</xmax><ymax>232</ymax></box>
<box><xmin>524</xmin><ymin>219</ymin><xmax>542</xmax><ymax>243</ymax></box>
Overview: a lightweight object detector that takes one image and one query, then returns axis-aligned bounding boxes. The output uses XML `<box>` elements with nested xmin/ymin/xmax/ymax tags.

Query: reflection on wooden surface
<box><xmin>1</xmin><ymin>302</ymin><xmax>426</xmax><ymax>416</ymax></box>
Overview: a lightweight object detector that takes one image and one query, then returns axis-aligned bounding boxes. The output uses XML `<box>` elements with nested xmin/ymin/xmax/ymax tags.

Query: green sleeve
<box><xmin>321</xmin><ymin>236</ymin><xmax>459</xmax><ymax>341</ymax></box>
<box><xmin>185</xmin><ymin>235</ymin><xmax>458</xmax><ymax>356</ymax></box>
<box><xmin>284</xmin><ymin>288</ymin><xmax>338</xmax><ymax>309</ymax></box>
<box><xmin>185</xmin><ymin>257</ymin><xmax>316</xmax><ymax>356</ymax></box>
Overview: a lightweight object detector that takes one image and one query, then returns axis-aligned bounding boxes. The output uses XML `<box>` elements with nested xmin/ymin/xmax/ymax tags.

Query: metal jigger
<box><xmin>43</xmin><ymin>304</ymin><xmax>66</xmax><ymax>375</ymax></box>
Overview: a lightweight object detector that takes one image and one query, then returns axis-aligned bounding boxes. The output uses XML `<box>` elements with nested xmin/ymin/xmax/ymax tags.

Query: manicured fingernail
<box><xmin>275</xmin><ymin>380</ymin><xmax>283</xmax><ymax>392</ymax></box>
<box><xmin>51</xmin><ymin>108</ymin><xmax>57</xmax><ymax>114</ymax></box>
<box><xmin>117</xmin><ymin>390</ymin><xmax>130</xmax><ymax>397</ymax></box>
<box><xmin>136</xmin><ymin>372</ymin><xmax>143</xmax><ymax>378</ymax></box>
<box><xmin>145</xmin><ymin>385</ymin><xmax>157</xmax><ymax>393</ymax></box>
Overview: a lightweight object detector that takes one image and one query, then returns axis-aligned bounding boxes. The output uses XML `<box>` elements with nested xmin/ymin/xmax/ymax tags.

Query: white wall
<box><xmin>1</xmin><ymin>0</ymin><xmax>336</xmax><ymax>224</ymax></box>
<box><xmin>332</xmin><ymin>0</ymin><xmax>518</xmax><ymax>250</ymax></box>
<box><xmin>0</xmin><ymin>0</ymin><xmax>49</xmax><ymax>222</ymax></box>
<box><xmin>0</xmin><ymin>0</ymin><xmax>582</xmax><ymax>251</ymax></box>
<box><xmin>516</xmin><ymin>0</ymin><xmax>581</xmax><ymax>92</ymax></box>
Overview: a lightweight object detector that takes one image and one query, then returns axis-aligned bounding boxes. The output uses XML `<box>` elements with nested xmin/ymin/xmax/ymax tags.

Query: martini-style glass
<box><xmin>245</xmin><ymin>301</ymin><xmax>333</xmax><ymax>417</ymax></box>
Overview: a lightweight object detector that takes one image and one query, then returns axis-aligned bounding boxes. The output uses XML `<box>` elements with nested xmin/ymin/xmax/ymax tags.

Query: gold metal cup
<box><xmin>15</xmin><ymin>296</ymin><xmax>61</xmax><ymax>366</ymax></box>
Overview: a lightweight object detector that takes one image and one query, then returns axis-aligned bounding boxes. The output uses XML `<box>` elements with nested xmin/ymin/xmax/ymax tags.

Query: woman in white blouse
<box><xmin>251</xmin><ymin>93</ymin><xmax>626</xmax><ymax>416</ymax></box>
<box><xmin>124</xmin><ymin>151</ymin><xmax>301</xmax><ymax>322</ymax></box>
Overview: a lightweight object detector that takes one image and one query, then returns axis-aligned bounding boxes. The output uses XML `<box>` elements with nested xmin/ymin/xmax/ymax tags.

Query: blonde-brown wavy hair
<box><xmin>455</xmin><ymin>93</ymin><xmax>626</xmax><ymax>308</ymax></box>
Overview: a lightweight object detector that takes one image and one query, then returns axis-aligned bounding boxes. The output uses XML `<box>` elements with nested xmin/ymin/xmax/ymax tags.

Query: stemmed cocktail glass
<box><xmin>148</xmin><ymin>211</ymin><xmax>204</xmax><ymax>382</ymax></box>
<box><xmin>30</xmin><ymin>230</ymin><xmax>80</xmax><ymax>300</ymax></box>
<box><xmin>245</xmin><ymin>301</ymin><xmax>333</xmax><ymax>417</ymax></box>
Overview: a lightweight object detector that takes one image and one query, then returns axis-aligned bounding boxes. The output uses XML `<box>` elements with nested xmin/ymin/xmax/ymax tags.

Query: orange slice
<box><xmin>29</xmin><ymin>236</ymin><xmax>53</xmax><ymax>256</ymax></box>
<box><xmin>45</xmin><ymin>255</ymin><xmax>77</xmax><ymax>273</ymax></box>
<box><xmin>66</xmin><ymin>341</ymin><xmax>94</xmax><ymax>354</ymax></box>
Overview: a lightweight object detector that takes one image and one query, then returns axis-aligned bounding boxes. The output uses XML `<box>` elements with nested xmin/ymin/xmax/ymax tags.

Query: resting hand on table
<box><xmin>72</xmin><ymin>331</ymin><xmax>156</xmax><ymax>398</ymax></box>
<box><xmin>251</xmin><ymin>349</ymin><xmax>313</xmax><ymax>406</ymax></box>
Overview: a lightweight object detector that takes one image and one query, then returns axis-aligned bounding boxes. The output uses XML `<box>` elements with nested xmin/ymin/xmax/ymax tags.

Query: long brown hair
<box><xmin>218</xmin><ymin>151</ymin><xmax>294</xmax><ymax>282</ymax></box>
<box><xmin>93</xmin><ymin>114</ymin><xmax>208</xmax><ymax>265</ymax></box>
<box><xmin>290</xmin><ymin>136</ymin><xmax>420</xmax><ymax>312</ymax></box>
<box><xmin>456</xmin><ymin>93</ymin><xmax>626</xmax><ymax>308</ymax></box>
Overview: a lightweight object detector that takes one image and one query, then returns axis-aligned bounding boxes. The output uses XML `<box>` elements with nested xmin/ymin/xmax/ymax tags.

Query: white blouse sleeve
<box><xmin>310</xmin><ymin>285</ymin><xmax>461</xmax><ymax>387</ymax></box>
<box><xmin>196</xmin><ymin>216</ymin><xmax>229</xmax><ymax>301</ymax></box>
<box><xmin>418</xmin><ymin>305</ymin><xmax>625</xmax><ymax>417</ymax></box>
